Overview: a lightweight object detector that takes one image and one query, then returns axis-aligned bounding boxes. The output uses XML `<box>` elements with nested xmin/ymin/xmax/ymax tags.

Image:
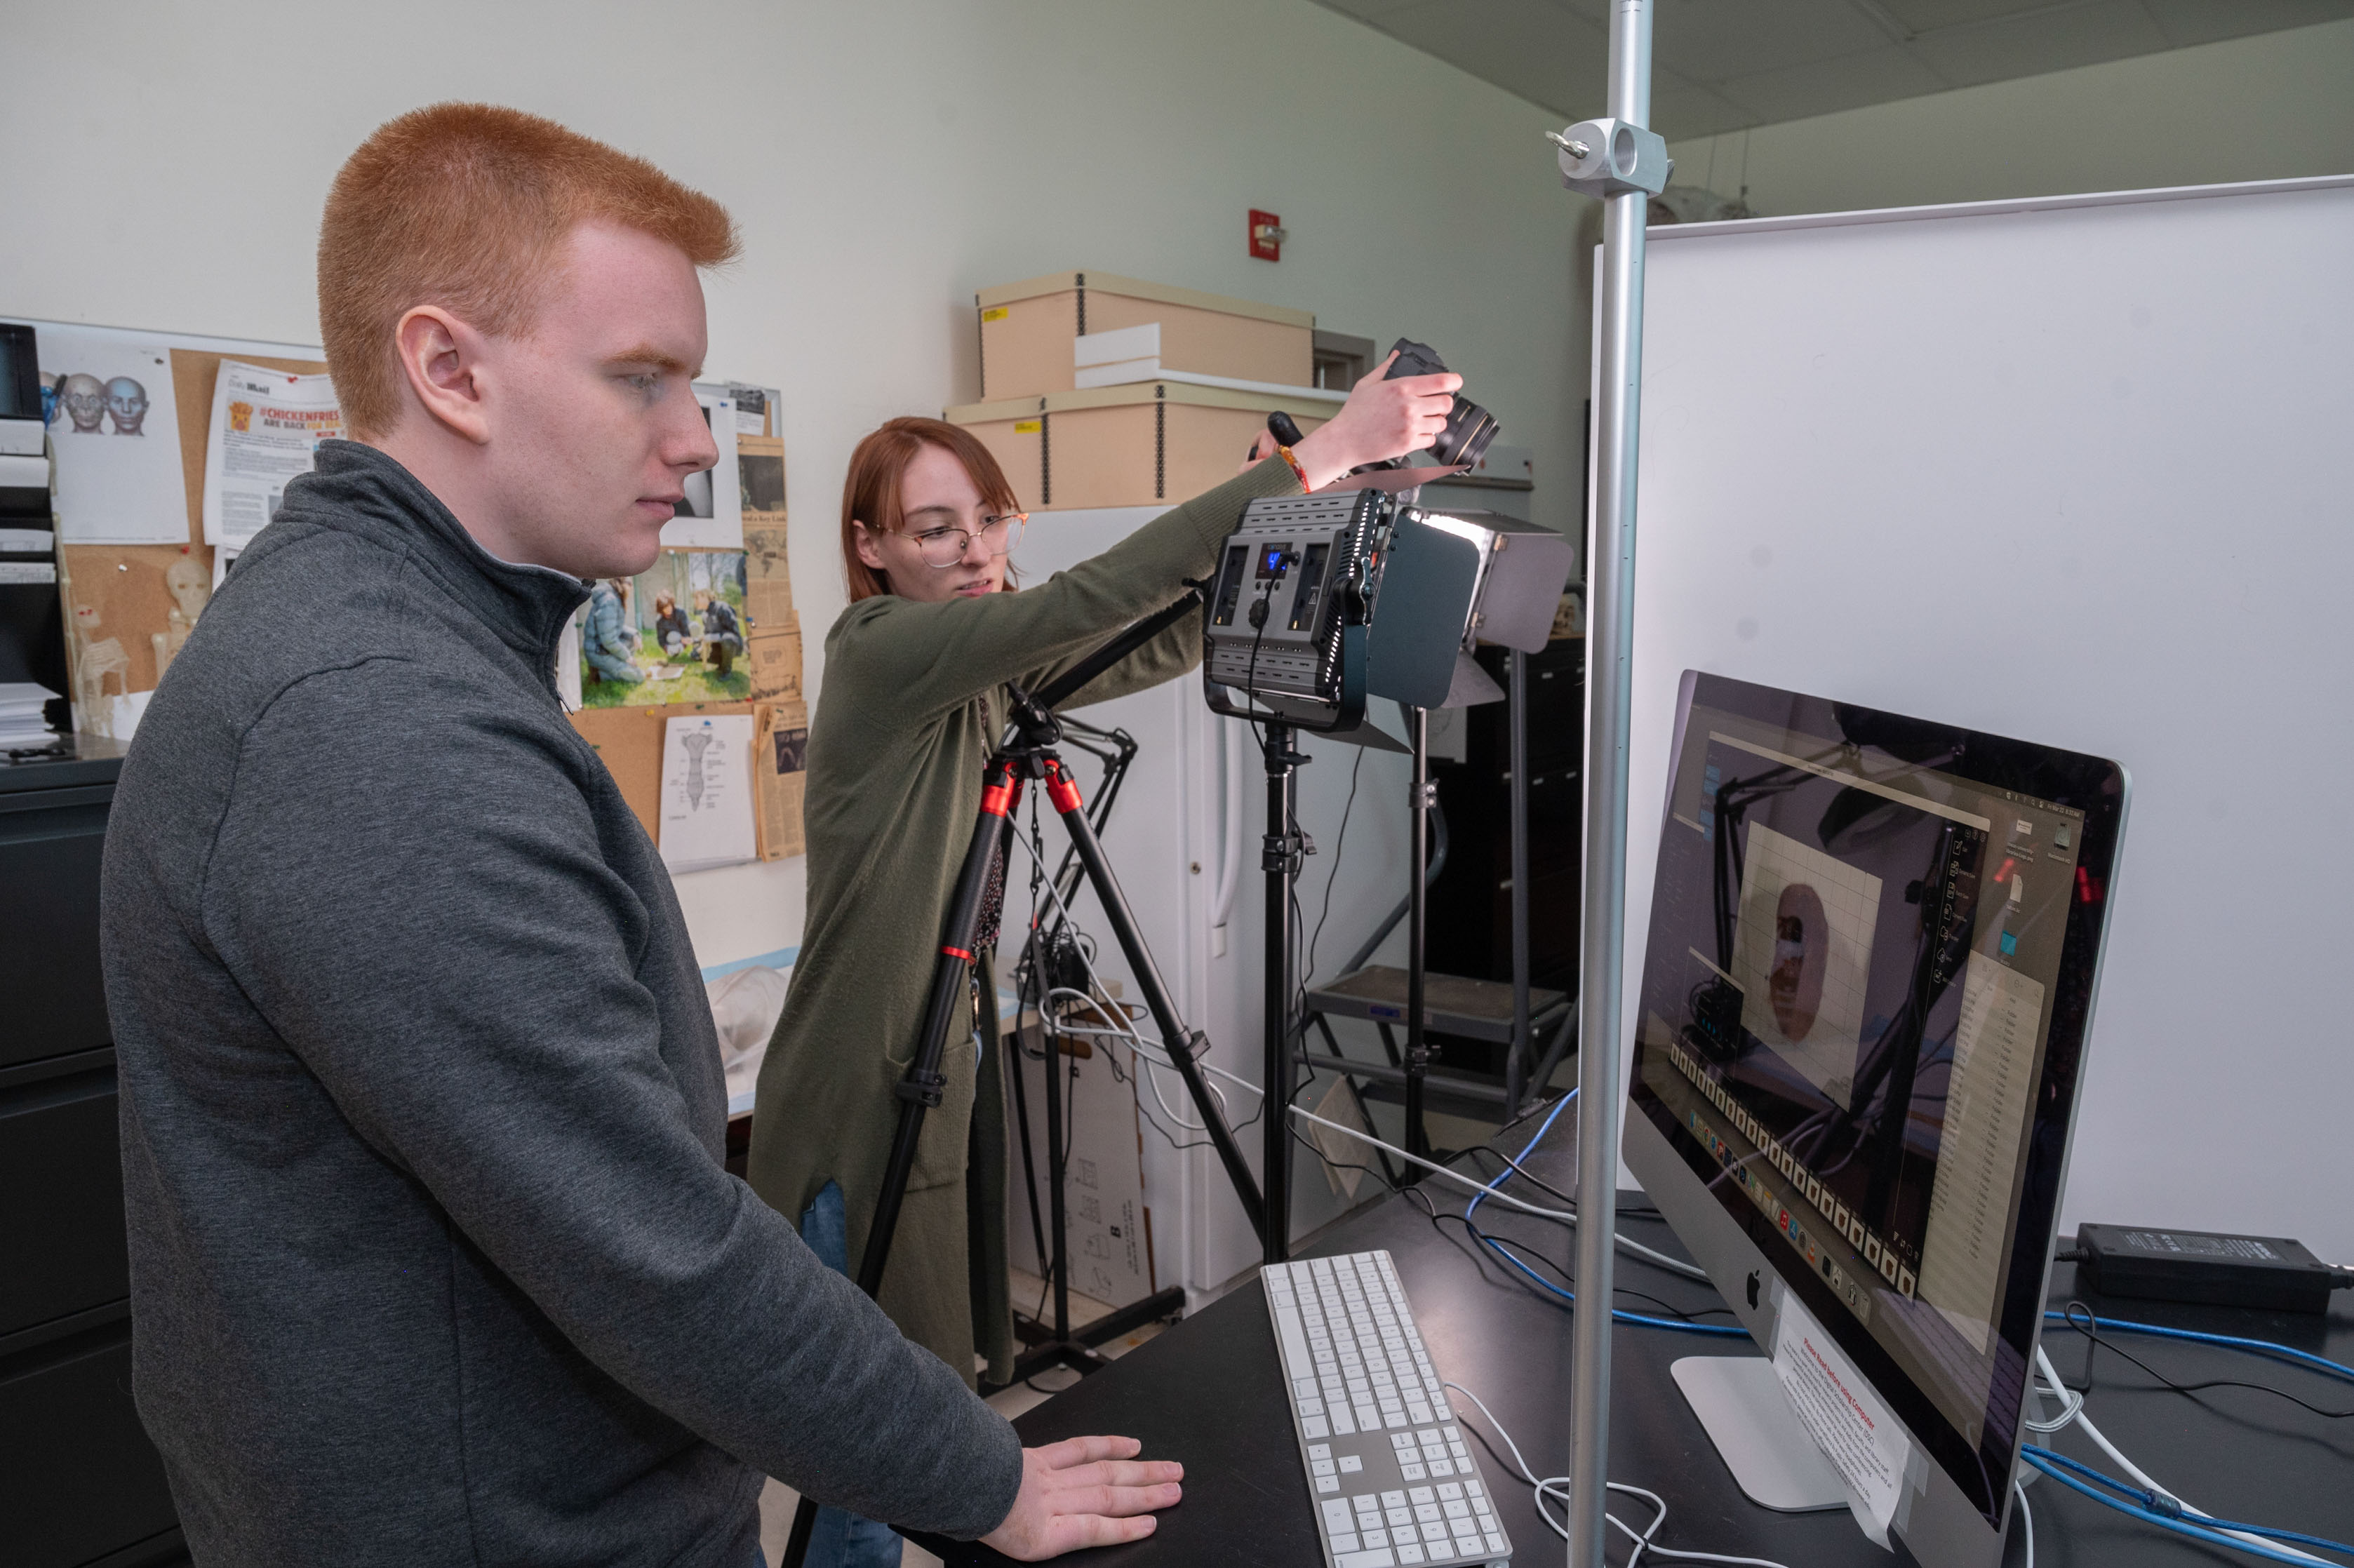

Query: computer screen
<box><xmin>1626</xmin><ymin>671</ymin><xmax>2126</xmax><ymax>1536</ymax></box>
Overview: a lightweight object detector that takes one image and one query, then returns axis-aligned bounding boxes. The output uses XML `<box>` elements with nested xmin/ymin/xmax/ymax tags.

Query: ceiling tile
<box><xmin>1376</xmin><ymin>0</ymin><xmax>1610</xmax><ymax>118</ymax></box>
<box><xmin>2136</xmin><ymin>0</ymin><xmax>2354</xmax><ymax>46</ymax></box>
<box><xmin>1650</xmin><ymin>69</ymin><xmax>1758</xmax><ymax>140</ymax></box>
<box><xmin>1711</xmin><ymin>42</ymin><xmax>1954</xmax><ymax>123</ymax></box>
<box><xmin>1651</xmin><ymin>0</ymin><xmax>1894</xmax><ymax>83</ymax></box>
<box><xmin>1879</xmin><ymin>0</ymin><xmax>2087</xmax><ymax>27</ymax></box>
<box><xmin>1904</xmin><ymin>0</ymin><xmax>2170</xmax><ymax>85</ymax></box>
<box><xmin>1309</xmin><ymin>0</ymin><xmax>1433</xmax><ymax>20</ymax></box>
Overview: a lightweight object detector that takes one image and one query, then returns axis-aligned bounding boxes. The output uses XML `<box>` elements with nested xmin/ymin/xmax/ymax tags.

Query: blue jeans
<box><xmin>798</xmin><ymin>1181</ymin><xmax>906</xmax><ymax>1568</ymax></box>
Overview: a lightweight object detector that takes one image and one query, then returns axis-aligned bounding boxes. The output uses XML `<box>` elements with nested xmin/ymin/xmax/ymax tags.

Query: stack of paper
<box><xmin>0</xmin><ymin>683</ymin><xmax>61</xmax><ymax>749</ymax></box>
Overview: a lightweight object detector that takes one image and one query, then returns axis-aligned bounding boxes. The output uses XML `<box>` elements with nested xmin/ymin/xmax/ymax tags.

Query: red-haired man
<box><xmin>101</xmin><ymin>104</ymin><xmax>1177</xmax><ymax>1568</ymax></box>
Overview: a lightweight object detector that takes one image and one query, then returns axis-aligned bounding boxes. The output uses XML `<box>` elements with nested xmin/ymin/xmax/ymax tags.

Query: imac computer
<box><xmin>1619</xmin><ymin>671</ymin><xmax>2127</xmax><ymax>1568</ymax></box>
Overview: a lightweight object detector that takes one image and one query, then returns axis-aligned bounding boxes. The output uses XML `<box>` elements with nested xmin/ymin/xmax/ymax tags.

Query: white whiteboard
<box><xmin>1614</xmin><ymin>175</ymin><xmax>2354</xmax><ymax>1260</ymax></box>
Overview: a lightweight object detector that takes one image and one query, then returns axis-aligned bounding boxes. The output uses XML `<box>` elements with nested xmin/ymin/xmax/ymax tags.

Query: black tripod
<box><xmin>781</xmin><ymin>595</ymin><xmax>1267</xmax><ymax>1568</ymax></box>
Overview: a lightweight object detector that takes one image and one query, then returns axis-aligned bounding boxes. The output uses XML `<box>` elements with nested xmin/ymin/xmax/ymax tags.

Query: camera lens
<box><xmin>1434</xmin><ymin>396</ymin><xmax>1499</xmax><ymax>469</ymax></box>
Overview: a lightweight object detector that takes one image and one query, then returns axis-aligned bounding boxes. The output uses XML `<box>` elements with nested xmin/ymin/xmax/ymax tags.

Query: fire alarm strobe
<box><xmin>1249</xmin><ymin>209</ymin><xmax>1286</xmax><ymax>262</ymax></box>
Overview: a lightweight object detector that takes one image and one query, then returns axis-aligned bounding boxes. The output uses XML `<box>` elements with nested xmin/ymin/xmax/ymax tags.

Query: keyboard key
<box><xmin>1302</xmin><ymin>1416</ymin><xmax>1328</xmax><ymax>1438</ymax></box>
<box><xmin>1332</xmin><ymin>1534</ymin><xmax>1360</xmax><ymax>1553</ymax></box>
<box><xmin>1416</xmin><ymin>1428</ymin><xmax>1442</xmax><ymax>1445</ymax></box>
<box><xmin>1363</xmin><ymin>1529</ymin><xmax>1389</xmax><ymax>1548</ymax></box>
<box><xmin>1385</xmin><ymin>1507</ymin><xmax>1413</xmax><ymax>1527</ymax></box>
<box><xmin>1323</xmin><ymin>1499</ymin><xmax>1353</xmax><ymax>1526</ymax></box>
<box><xmin>1340</xmin><ymin>1455</ymin><xmax>1363</xmax><ymax>1473</ymax></box>
<box><xmin>1427</xmin><ymin>1459</ymin><xmax>1454</xmax><ymax>1477</ymax></box>
<box><xmin>1406</xmin><ymin>1403</ymin><xmax>1433</xmax><ymax>1423</ymax></box>
<box><xmin>1451</xmin><ymin>1516</ymin><xmax>1480</xmax><ymax>1539</ymax></box>
<box><xmin>1414</xmin><ymin>1503</ymin><xmax>1443</xmax><ymax>1523</ymax></box>
<box><xmin>1421</xmin><ymin>1522</ymin><xmax>1452</xmax><ymax>1545</ymax></box>
<box><xmin>1353</xmin><ymin>1494</ymin><xmax>1380</xmax><ymax>1515</ymax></box>
<box><xmin>1396</xmin><ymin>1546</ymin><xmax>1426</xmax><ymax>1565</ymax></box>
<box><xmin>1399</xmin><ymin>1463</ymin><xmax>1424</xmax><ymax>1480</ymax></box>
<box><xmin>1318</xmin><ymin>1477</ymin><xmax>1340</xmax><ymax>1492</ymax></box>
<box><xmin>1464</xmin><ymin>1479</ymin><xmax>1483</xmax><ymax>1499</ymax></box>
<box><xmin>1442</xmin><ymin>1499</ymin><xmax>1470</xmax><ymax>1519</ymax></box>
<box><xmin>1311</xmin><ymin>1459</ymin><xmax>1335</xmax><ymax>1477</ymax></box>
<box><xmin>1332</xmin><ymin>1411</ymin><xmax>1356</xmax><ymax>1435</ymax></box>
<box><xmin>1436</xmin><ymin>1483</ymin><xmax>1462</xmax><ymax>1501</ymax></box>
<box><xmin>1406</xmin><ymin>1486</ymin><xmax>1435</xmax><ymax>1503</ymax></box>
<box><xmin>1486</xmin><ymin>1533</ymin><xmax>1511</xmax><ymax>1555</ymax></box>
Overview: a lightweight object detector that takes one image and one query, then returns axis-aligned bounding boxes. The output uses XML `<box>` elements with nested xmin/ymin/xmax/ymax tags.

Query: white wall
<box><xmin>2</xmin><ymin>0</ymin><xmax>1591</xmax><ymax>970</ymax></box>
<box><xmin>1624</xmin><ymin>178</ymin><xmax>2354</xmax><ymax>1260</ymax></box>
<box><xmin>1666</xmin><ymin>17</ymin><xmax>2354</xmax><ymax>217</ymax></box>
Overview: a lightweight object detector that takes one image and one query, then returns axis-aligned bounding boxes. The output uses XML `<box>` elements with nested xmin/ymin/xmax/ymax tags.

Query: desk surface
<box><xmin>914</xmin><ymin>1109</ymin><xmax>2354</xmax><ymax>1567</ymax></box>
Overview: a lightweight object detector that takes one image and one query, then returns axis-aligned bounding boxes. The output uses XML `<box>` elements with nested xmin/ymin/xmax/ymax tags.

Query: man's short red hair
<box><xmin>319</xmin><ymin>102</ymin><xmax>739</xmax><ymax>440</ymax></box>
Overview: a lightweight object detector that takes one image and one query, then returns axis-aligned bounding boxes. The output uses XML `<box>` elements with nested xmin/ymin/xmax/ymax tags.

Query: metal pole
<box><xmin>1570</xmin><ymin>3</ymin><xmax>1652</xmax><ymax>1567</ymax></box>
<box><xmin>1405</xmin><ymin>706</ymin><xmax>1431</xmax><ymax>1160</ymax></box>
<box><xmin>1262</xmin><ymin>721</ymin><xmax>1299</xmax><ymax>1264</ymax></box>
<box><xmin>1508</xmin><ymin>649</ymin><xmax>1532</xmax><ymax>1118</ymax></box>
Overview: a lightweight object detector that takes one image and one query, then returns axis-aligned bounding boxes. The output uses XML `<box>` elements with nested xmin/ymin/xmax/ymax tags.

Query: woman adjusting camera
<box><xmin>744</xmin><ymin>359</ymin><xmax>1457</xmax><ymax>1566</ymax></box>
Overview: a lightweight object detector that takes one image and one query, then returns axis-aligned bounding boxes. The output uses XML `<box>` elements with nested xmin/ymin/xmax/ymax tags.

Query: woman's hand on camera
<box><xmin>1285</xmin><ymin>350</ymin><xmax>1462</xmax><ymax>490</ymax></box>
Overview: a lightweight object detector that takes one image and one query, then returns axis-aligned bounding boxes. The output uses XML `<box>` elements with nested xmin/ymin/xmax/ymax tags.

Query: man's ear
<box><xmin>394</xmin><ymin>306</ymin><xmax>493</xmax><ymax>446</ymax></box>
<box><xmin>850</xmin><ymin>521</ymin><xmax>888</xmax><ymax>572</ymax></box>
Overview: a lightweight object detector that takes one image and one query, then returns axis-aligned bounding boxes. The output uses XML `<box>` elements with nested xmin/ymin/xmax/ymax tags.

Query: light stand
<box><xmin>1551</xmin><ymin>2</ymin><xmax>1667</xmax><ymax>1563</ymax></box>
<box><xmin>1404</xmin><ymin>706</ymin><xmax>1431</xmax><ymax>1158</ymax></box>
<box><xmin>1259</xmin><ymin>719</ymin><xmax>1306</xmax><ymax>1264</ymax></box>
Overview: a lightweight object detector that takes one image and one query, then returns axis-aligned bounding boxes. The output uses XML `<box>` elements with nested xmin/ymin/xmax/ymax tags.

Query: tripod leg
<box><xmin>782</xmin><ymin>763</ymin><xmax>1023</xmax><ymax>1568</ymax></box>
<box><xmin>1037</xmin><ymin>757</ymin><xmax>1269</xmax><ymax>1249</ymax></box>
<box><xmin>857</xmin><ymin>761</ymin><xmax>1021</xmax><ymax>1295</ymax></box>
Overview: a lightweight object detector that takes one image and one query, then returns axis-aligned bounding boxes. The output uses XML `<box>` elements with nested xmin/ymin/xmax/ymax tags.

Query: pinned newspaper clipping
<box><xmin>201</xmin><ymin>361</ymin><xmax>342</xmax><ymax>549</ymax></box>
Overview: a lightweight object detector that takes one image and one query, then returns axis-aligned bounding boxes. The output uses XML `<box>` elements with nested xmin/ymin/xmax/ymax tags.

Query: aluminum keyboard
<box><xmin>1263</xmin><ymin>1251</ymin><xmax>1515</xmax><ymax>1568</ymax></box>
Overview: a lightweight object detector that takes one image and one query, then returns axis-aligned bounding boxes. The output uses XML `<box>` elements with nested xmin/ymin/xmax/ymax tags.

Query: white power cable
<box><xmin>1210</xmin><ymin>714</ymin><xmax>1243</xmax><ymax>934</ymax></box>
<box><xmin>1007</xmin><ymin>828</ymin><xmax>1265</xmax><ymax>1141</ymax></box>
<box><xmin>2014</xmin><ymin>1477</ymin><xmax>2034</xmax><ymax>1568</ymax></box>
<box><xmin>1289</xmin><ymin>1104</ymin><xmax>1713</xmax><ymax>1282</ymax></box>
<box><xmin>2030</xmin><ymin>1344</ymin><xmax>2329</xmax><ymax>1566</ymax></box>
<box><xmin>1442</xmin><ymin>1379</ymin><xmax>1793</xmax><ymax>1568</ymax></box>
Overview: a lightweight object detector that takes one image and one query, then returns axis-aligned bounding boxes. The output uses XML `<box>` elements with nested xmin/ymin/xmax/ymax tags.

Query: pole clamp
<box><xmin>1262</xmin><ymin>827</ymin><xmax>1311</xmax><ymax>873</ymax></box>
<box><xmin>1551</xmin><ymin>119</ymin><xmax>1673</xmax><ymax>198</ymax></box>
<box><xmin>895</xmin><ymin>1068</ymin><xmax>948</xmax><ymax>1108</ymax></box>
<box><xmin>1413</xmin><ymin>781</ymin><xmax>1438</xmax><ymax>810</ymax></box>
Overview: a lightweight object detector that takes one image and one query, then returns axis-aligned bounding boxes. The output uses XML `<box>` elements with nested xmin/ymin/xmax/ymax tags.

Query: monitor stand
<box><xmin>1670</xmin><ymin>1357</ymin><xmax>1852</xmax><ymax>1513</ymax></box>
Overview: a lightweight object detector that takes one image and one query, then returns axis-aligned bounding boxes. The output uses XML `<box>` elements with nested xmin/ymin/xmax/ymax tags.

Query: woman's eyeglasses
<box><xmin>907</xmin><ymin>511</ymin><xmax>1026</xmax><ymax>569</ymax></box>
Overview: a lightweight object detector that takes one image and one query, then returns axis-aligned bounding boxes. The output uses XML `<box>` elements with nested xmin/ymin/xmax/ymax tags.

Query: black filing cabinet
<box><xmin>1</xmin><ymin>737</ymin><xmax>185</xmax><ymax>1568</ymax></box>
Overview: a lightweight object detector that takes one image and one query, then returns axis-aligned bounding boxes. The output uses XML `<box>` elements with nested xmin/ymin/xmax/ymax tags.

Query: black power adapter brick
<box><xmin>2074</xmin><ymin>1224</ymin><xmax>2354</xmax><ymax>1314</ymax></box>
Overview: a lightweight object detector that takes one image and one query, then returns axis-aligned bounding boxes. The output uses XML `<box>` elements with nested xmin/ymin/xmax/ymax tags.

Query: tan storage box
<box><xmin>977</xmin><ymin>271</ymin><xmax>1313</xmax><ymax>401</ymax></box>
<box><xmin>945</xmin><ymin>381</ymin><xmax>1330</xmax><ymax>514</ymax></box>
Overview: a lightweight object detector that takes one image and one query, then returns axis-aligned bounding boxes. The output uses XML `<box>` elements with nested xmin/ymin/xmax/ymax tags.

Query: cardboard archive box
<box><xmin>944</xmin><ymin>381</ymin><xmax>1330</xmax><ymax>513</ymax></box>
<box><xmin>977</xmin><ymin>271</ymin><xmax>1313</xmax><ymax>400</ymax></box>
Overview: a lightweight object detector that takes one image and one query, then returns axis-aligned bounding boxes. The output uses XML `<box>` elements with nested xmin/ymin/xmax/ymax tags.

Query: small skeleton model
<box><xmin>152</xmin><ymin>551</ymin><xmax>213</xmax><ymax>674</ymax></box>
<box><xmin>72</xmin><ymin>602</ymin><xmax>132</xmax><ymax>735</ymax></box>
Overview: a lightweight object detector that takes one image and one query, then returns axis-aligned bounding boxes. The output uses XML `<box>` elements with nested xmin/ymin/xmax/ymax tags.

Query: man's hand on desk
<box><xmin>978</xmin><ymin>1434</ymin><xmax>1183</xmax><ymax>1560</ymax></box>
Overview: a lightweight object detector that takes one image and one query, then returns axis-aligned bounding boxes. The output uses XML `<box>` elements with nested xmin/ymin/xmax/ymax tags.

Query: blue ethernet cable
<box><xmin>2018</xmin><ymin>1447</ymin><xmax>2353</xmax><ymax>1566</ymax></box>
<box><xmin>2042</xmin><ymin>1311</ymin><xmax>2354</xmax><ymax>1388</ymax></box>
<box><xmin>1464</xmin><ymin>1090</ymin><xmax>1747</xmax><ymax>1338</ymax></box>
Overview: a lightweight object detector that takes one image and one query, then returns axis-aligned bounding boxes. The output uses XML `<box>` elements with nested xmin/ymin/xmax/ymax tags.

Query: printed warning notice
<box><xmin>1773</xmin><ymin>1294</ymin><xmax>1908</xmax><ymax>1546</ymax></box>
